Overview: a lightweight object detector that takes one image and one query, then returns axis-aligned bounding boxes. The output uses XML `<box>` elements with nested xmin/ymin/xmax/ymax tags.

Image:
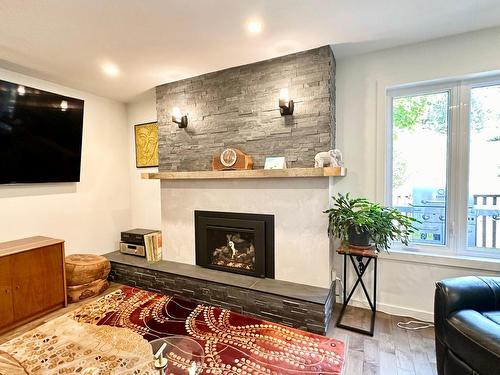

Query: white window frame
<box><xmin>386</xmin><ymin>75</ymin><xmax>500</xmax><ymax>259</ymax></box>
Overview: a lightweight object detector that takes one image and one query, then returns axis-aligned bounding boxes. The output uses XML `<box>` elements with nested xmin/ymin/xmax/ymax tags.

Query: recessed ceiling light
<box><xmin>101</xmin><ymin>63</ymin><xmax>120</xmax><ymax>77</ymax></box>
<box><xmin>17</xmin><ymin>85</ymin><xmax>25</xmax><ymax>95</ymax></box>
<box><xmin>247</xmin><ymin>20</ymin><xmax>262</xmax><ymax>34</ymax></box>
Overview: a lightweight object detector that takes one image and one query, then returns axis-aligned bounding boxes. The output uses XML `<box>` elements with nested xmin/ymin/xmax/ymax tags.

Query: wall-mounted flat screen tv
<box><xmin>0</xmin><ymin>79</ymin><xmax>84</xmax><ymax>184</ymax></box>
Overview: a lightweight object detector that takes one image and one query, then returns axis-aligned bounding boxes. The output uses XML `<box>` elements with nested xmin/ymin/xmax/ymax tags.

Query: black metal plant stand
<box><xmin>336</xmin><ymin>246</ymin><xmax>378</xmax><ymax>336</ymax></box>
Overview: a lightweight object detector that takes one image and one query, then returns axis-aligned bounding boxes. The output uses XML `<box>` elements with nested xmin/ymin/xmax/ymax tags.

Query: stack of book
<box><xmin>144</xmin><ymin>231</ymin><xmax>162</xmax><ymax>263</ymax></box>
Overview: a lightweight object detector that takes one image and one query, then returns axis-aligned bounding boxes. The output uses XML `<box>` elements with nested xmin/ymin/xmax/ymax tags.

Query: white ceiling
<box><xmin>1</xmin><ymin>0</ymin><xmax>500</xmax><ymax>102</ymax></box>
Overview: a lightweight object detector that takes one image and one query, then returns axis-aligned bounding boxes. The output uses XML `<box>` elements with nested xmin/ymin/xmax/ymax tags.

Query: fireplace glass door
<box><xmin>207</xmin><ymin>226</ymin><xmax>257</xmax><ymax>271</ymax></box>
<box><xmin>195</xmin><ymin>211</ymin><xmax>274</xmax><ymax>278</ymax></box>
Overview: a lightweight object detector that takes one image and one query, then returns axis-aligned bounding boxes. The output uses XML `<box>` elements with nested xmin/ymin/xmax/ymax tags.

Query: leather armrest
<box><xmin>434</xmin><ymin>276</ymin><xmax>500</xmax><ymax>343</ymax></box>
<box><xmin>435</xmin><ymin>276</ymin><xmax>500</xmax><ymax>317</ymax></box>
<box><xmin>446</xmin><ymin>310</ymin><xmax>500</xmax><ymax>375</ymax></box>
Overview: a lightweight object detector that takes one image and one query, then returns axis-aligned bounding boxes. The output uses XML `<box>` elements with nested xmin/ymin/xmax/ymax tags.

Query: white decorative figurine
<box><xmin>314</xmin><ymin>149</ymin><xmax>344</xmax><ymax>168</ymax></box>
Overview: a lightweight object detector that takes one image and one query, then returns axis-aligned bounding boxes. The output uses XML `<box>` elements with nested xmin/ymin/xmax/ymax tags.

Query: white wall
<box><xmin>0</xmin><ymin>68</ymin><xmax>130</xmax><ymax>254</ymax></box>
<box><xmin>126</xmin><ymin>89</ymin><xmax>161</xmax><ymax>230</ymax></box>
<box><xmin>334</xmin><ymin>27</ymin><xmax>500</xmax><ymax>320</ymax></box>
<box><xmin>161</xmin><ymin>178</ymin><xmax>332</xmax><ymax>288</ymax></box>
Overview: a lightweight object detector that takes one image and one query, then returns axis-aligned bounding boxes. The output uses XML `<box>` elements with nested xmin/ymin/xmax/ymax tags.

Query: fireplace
<box><xmin>195</xmin><ymin>211</ymin><xmax>274</xmax><ymax>278</ymax></box>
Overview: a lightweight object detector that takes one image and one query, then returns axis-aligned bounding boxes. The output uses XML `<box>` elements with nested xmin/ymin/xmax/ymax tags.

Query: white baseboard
<box><xmin>336</xmin><ymin>296</ymin><xmax>434</xmax><ymax>323</ymax></box>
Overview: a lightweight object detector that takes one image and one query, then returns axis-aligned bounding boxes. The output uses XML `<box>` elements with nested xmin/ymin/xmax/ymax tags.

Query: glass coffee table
<box><xmin>150</xmin><ymin>335</ymin><xmax>205</xmax><ymax>374</ymax></box>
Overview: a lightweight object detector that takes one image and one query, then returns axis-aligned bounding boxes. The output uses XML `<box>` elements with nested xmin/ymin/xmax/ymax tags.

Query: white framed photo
<box><xmin>264</xmin><ymin>156</ymin><xmax>287</xmax><ymax>170</ymax></box>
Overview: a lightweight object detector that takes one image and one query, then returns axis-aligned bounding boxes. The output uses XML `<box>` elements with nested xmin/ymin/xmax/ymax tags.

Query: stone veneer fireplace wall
<box><xmin>156</xmin><ymin>46</ymin><xmax>336</xmax><ymax>289</ymax></box>
<box><xmin>156</xmin><ymin>45</ymin><xmax>335</xmax><ymax>171</ymax></box>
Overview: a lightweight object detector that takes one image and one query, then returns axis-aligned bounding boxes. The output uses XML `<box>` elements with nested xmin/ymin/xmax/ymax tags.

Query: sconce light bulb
<box><xmin>172</xmin><ymin>106</ymin><xmax>181</xmax><ymax>120</ymax></box>
<box><xmin>279</xmin><ymin>88</ymin><xmax>289</xmax><ymax>102</ymax></box>
<box><xmin>172</xmin><ymin>107</ymin><xmax>188</xmax><ymax>128</ymax></box>
<box><xmin>279</xmin><ymin>87</ymin><xmax>294</xmax><ymax>116</ymax></box>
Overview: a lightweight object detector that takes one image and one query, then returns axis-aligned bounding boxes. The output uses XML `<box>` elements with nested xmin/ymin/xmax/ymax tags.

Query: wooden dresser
<box><xmin>0</xmin><ymin>236</ymin><xmax>67</xmax><ymax>334</ymax></box>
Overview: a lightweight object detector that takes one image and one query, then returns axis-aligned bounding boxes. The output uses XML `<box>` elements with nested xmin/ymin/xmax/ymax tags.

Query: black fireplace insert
<box><xmin>194</xmin><ymin>211</ymin><xmax>274</xmax><ymax>278</ymax></box>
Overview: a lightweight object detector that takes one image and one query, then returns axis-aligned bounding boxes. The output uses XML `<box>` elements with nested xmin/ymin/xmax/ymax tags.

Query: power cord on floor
<box><xmin>335</xmin><ymin>276</ymin><xmax>433</xmax><ymax>330</ymax></box>
<box><xmin>335</xmin><ymin>277</ymin><xmax>434</xmax><ymax>331</ymax></box>
<box><xmin>397</xmin><ymin>320</ymin><xmax>434</xmax><ymax>330</ymax></box>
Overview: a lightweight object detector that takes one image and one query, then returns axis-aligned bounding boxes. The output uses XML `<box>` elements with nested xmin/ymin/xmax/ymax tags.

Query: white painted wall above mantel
<box><xmin>160</xmin><ymin>178</ymin><xmax>333</xmax><ymax>288</ymax></box>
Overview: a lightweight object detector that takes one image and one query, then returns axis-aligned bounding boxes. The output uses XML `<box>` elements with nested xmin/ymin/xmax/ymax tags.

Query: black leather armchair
<box><xmin>435</xmin><ymin>276</ymin><xmax>500</xmax><ymax>375</ymax></box>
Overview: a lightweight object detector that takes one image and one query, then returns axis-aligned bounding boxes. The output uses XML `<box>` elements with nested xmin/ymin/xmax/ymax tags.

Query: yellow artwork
<box><xmin>134</xmin><ymin>122</ymin><xmax>159</xmax><ymax>167</ymax></box>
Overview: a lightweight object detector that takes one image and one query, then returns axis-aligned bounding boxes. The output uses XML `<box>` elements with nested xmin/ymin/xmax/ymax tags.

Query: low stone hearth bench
<box><xmin>104</xmin><ymin>251</ymin><xmax>335</xmax><ymax>335</ymax></box>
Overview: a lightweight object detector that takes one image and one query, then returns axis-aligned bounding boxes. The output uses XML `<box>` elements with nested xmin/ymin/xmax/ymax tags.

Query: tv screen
<box><xmin>0</xmin><ymin>79</ymin><xmax>84</xmax><ymax>184</ymax></box>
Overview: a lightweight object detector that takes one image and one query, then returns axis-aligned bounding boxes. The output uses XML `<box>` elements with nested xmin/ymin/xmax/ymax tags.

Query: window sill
<box><xmin>378</xmin><ymin>248</ymin><xmax>500</xmax><ymax>272</ymax></box>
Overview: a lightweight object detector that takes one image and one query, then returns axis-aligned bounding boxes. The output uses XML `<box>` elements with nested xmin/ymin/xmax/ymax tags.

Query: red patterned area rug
<box><xmin>0</xmin><ymin>286</ymin><xmax>344</xmax><ymax>374</ymax></box>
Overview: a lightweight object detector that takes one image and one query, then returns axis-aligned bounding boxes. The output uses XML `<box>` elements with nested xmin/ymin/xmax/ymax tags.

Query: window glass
<box><xmin>468</xmin><ymin>84</ymin><xmax>500</xmax><ymax>250</ymax></box>
<box><xmin>392</xmin><ymin>92</ymin><xmax>449</xmax><ymax>246</ymax></box>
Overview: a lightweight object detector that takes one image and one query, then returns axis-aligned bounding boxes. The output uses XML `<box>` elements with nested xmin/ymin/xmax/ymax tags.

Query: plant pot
<box><xmin>347</xmin><ymin>226</ymin><xmax>370</xmax><ymax>247</ymax></box>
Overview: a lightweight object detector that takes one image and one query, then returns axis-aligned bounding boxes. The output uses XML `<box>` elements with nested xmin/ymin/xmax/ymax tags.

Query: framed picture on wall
<box><xmin>134</xmin><ymin>122</ymin><xmax>159</xmax><ymax>168</ymax></box>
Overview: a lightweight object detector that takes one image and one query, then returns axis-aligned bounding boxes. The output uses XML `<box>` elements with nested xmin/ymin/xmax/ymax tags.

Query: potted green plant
<box><xmin>324</xmin><ymin>193</ymin><xmax>419</xmax><ymax>252</ymax></box>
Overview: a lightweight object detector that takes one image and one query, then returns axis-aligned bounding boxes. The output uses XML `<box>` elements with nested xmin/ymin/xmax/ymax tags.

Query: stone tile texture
<box><xmin>108</xmin><ymin>260</ymin><xmax>335</xmax><ymax>335</ymax></box>
<box><xmin>156</xmin><ymin>46</ymin><xmax>336</xmax><ymax>171</ymax></box>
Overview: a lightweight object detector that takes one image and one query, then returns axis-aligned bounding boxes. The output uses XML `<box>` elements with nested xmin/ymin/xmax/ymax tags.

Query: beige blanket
<box><xmin>0</xmin><ymin>315</ymin><xmax>155</xmax><ymax>375</ymax></box>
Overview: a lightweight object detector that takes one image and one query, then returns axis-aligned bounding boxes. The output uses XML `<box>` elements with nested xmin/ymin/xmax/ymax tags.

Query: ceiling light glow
<box><xmin>247</xmin><ymin>20</ymin><xmax>262</xmax><ymax>34</ymax></box>
<box><xmin>17</xmin><ymin>86</ymin><xmax>25</xmax><ymax>95</ymax></box>
<box><xmin>101</xmin><ymin>63</ymin><xmax>120</xmax><ymax>77</ymax></box>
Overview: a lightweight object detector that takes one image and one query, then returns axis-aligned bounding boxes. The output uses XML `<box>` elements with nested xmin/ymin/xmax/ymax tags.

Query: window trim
<box><xmin>385</xmin><ymin>75</ymin><xmax>500</xmax><ymax>259</ymax></box>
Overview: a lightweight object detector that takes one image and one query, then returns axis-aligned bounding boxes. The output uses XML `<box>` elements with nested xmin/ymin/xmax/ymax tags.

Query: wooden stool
<box><xmin>65</xmin><ymin>254</ymin><xmax>110</xmax><ymax>303</ymax></box>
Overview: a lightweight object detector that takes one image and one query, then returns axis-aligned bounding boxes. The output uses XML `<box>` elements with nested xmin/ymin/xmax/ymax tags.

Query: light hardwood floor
<box><xmin>0</xmin><ymin>284</ymin><xmax>437</xmax><ymax>375</ymax></box>
<box><xmin>328</xmin><ymin>304</ymin><xmax>437</xmax><ymax>375</ymax></box>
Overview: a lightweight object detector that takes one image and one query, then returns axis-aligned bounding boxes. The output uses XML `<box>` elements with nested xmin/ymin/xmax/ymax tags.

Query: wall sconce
<box><xmin>172</xmin><ymin>107</ymin><xmax>188</xmax><ymax>128</ymax></box>
<box><xmin>279</xmin><ymin>88</ymin><xmax>294</xmax><ymax>116</ymax></box>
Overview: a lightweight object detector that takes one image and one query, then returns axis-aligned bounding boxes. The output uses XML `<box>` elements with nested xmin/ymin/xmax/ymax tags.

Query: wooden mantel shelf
<box><xmin>141</xmin><ymin>167</ymin><xmax>346</xmax><ymax>180</ymax></box>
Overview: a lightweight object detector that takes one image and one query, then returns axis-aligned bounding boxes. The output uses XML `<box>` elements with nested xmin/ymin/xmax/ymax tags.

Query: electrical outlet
<box><xmin>331</xmin><ymin>269</ymin><xmax>337</xmax><ymax>281</ymax></box>
<box><xmin>335</xmin><ymin>276</ymin><xmax>342</xmax><ymax>297</ymax></box>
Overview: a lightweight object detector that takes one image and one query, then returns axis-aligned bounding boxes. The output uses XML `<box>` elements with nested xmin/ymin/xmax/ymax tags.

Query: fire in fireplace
<box><xmin>195</xmin><ymin>211</ymin><xmax>274</xmax><ymax>278</ymax></box>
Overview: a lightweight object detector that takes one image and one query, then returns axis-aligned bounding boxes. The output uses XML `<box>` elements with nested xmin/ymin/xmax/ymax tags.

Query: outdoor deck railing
<box><xmin>473</xmin><ymin>194</ymin><xmax>499</xmax><ymax>249</ymax></box>
<box><xmin>394</xmin><ymin>194</ymin><xmax>500</xmax><ymax>249</ymax></box>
